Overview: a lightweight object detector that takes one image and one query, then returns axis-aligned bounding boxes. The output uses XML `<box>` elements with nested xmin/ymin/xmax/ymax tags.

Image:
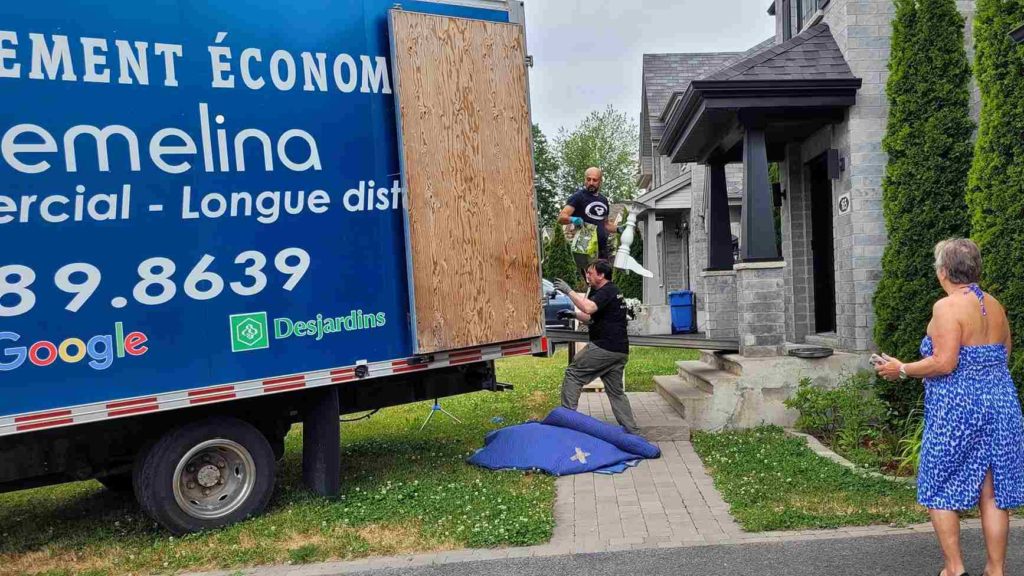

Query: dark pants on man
<box><xmin>561</xmin><ymin>343</ymin><xmax>639</xmax><ymax>435</ymax></box>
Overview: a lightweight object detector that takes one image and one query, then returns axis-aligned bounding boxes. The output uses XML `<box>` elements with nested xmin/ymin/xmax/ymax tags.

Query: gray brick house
<box><xmin>637</xmin><ymin>0</ymin><xmax>977</xmax><ymax>356</ymax></box>
<box><xmin>632</xmin><ymin>0</ymin><xmax>979</xmax><ymax>428</ymax></box>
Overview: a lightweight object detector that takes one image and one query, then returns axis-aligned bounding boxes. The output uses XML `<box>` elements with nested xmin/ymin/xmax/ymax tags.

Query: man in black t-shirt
<box><xmin>558</xmin><ymin>167</ymin><xmax>617</xmax><ymax>260</ymax></box>
<box><xmin>553</xmin><ymin>260</ymin><xmax>639</xmax><ymax>436</ymax></box>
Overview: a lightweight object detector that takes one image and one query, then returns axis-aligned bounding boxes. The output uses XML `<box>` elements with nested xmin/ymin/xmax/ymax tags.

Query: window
<box><xmin>797</xmin><ymin>0</ymin><xmax>817</xmax><ymax>30</ymax></box>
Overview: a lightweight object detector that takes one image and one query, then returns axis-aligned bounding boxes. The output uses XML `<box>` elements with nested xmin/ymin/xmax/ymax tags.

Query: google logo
<box><xmin>0</xmin><ymin>322</ymin><xmax>148</xmax><ymax>371</ymax></box>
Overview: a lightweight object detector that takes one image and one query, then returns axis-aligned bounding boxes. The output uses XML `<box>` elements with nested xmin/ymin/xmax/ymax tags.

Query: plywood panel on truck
<box><xmin>389</xmin><ymin>10</ymin><xmax>543</xmax><ymax>353</ymax></box>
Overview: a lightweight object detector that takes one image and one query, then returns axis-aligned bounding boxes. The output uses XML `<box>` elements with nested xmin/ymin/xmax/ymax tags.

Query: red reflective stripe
<box><xmin>448</xmin><ymin>348</ymin><xmax>483</xmax><ymax>365</ymax></box>
<box><xmin>391</xmin><ymin>359</ymin><xmax>427</xmax><ymax>373</ymax></box>
<box><xmin>106</xmin><ymin>397</ymin><xmax>158</xmax><ymax>410</ymax></box>
<box><xmin>188</xmin><ymin>385</ymin><xmax>236</xmax><ymax>404</ymax></box>
<box><xmin>264</xmin><ymin>375</ymin><xmax>306</xmax><ymax>393</ymax></box>
<box><xmin>15</xmin><ymin>409</ymin><xmax>72</xmax><ymax>423</ymax></box>
<box><xmin>264</xmin><ymin>382</ymin><xmax>305</xmax><ymax>393</ymax></box>
<box><xmin>106</xmin><ymin>397</ymin><xmax>159</xmax><ymax>417</ymax></box>
<box><xmin>190</xmin><ymin>393</ymin><xmax>236</xmax><ymax>405</ymax></box>
<box><xmin>188</xmin><ymin>385</ymin><xmax>235</xmax><ymax>397</ymax></box>
<box><xmin>501</xmin><ymin>344</ymin><xmax>533</xmax><ymax>356</ymax></box>
<box><xmin>108</xmin><ymin>404</ymin><xmax>159</xmax><ymax>418</ymax></box>
<box><xmin>17</xmin><ymin>418</ymin><xmax>74</xmax><ymax>432</ymax></box>
<box><xmin>330</xmin><ymin>367</ymin><xmax>356</xmax><ymax>383</ymax></box>
<box><xmin>263</xmin><ymin>375</ymin><xmax>304</xmax><ymax>387</ymax></box>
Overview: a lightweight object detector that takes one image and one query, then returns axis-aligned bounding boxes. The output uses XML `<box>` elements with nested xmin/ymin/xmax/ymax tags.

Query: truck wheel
<box><xmin>97</xmin><ymin>472</ymin><xmax>134</xmax><ymax>493</ymax></box>
<box><xmin>133</xmin><ymin>417</ymin><xmax>275</xmax><ymax>534</ymax></box>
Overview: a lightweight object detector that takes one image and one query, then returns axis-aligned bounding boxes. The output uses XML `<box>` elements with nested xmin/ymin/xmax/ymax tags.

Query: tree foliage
<box><xmin>968</xmin><ymin>0</ymin><xmax>1024</xmax><ymax>392</ymax></box>
<box><xmin>531</xmin><ymin>124</ymin><xmax>561</xmax><ymax>228</ymax></box>
<box><xmin>612</xmin><ymin>226</ymin><xmax>643</xmax><ymax>300</ymax></box>
<box><xmin>555</xmin><ymin>106</ymin><xmax>640</xmax><ymax>203</ymax></box>
<box><xmin>542</xmin><ymin>228</ymin><xmax>580</xmax><ymax>287</ymax></box>
<box><xmin>873</xmin><ymin>0</ymin><xmax>974</xmax><ymax>415</ymax></box>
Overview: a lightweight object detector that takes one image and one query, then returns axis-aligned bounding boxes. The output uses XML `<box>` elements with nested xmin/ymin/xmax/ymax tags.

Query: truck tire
<box><xmin>97</xmin><ymin>472</ymin><xmax>134</xmax><ymax>493</ymax></box>
<box><xmin>132</xmin><ymin>417</ymin><xmax>276</xmax><ymax>534</ymax></box>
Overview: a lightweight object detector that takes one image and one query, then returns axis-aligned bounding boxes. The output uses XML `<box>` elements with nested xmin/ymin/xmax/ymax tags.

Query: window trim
<box><xmin>781</xmin><ymin>0</ymin><xmax>792</xmax><ymax>40</ymax></box>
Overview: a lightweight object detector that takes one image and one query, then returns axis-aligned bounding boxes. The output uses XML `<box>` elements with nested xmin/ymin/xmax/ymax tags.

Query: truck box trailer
<box><xmin>0</xmin><ymin>0</ymin><xmax>545</xmax><ymax>533</ymax></box>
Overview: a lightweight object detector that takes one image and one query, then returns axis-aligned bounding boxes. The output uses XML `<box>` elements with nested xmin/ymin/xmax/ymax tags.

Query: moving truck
<box><xmin>0</xmin><ymin>0</ymin><xmax>545</xmax><ymax>533</ymax></box>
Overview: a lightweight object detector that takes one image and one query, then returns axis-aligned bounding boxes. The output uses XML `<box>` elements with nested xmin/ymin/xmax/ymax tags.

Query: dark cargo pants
<box><xmin>561</xmin><ymin>344</ymin><xmax>640</xmax><ymax>435</ymax></box>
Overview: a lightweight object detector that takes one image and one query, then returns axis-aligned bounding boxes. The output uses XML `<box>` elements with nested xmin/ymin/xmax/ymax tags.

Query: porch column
<box><xmin>740</xmin><ymin>125</ymin><xmax>780</xmax><ymax>262</ymax></box>
<box><xmin>706</xmin><ymin>162</ymin><xmax>733</xmax><ymax>270</ymax></box>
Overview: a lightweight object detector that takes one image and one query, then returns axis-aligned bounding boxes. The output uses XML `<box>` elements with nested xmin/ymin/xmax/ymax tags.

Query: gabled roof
<box><xmin>699</xmin><ymin>24</ymin><xmax>854</xmax><ymax>82</ymax></box>
<box><xmin>659</xmin><ymin>24</ymin><xmax>861</xmax><ymax>163</ymax></box>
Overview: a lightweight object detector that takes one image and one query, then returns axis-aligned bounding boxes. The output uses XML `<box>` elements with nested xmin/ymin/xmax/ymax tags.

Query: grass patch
<box><xmin>0</xmin><ymin>346</ymin><xmax>688</xmax><ymax>575</ymax></box>
<box><xmin>624</xmin><ymin>346</ymin><xmax>697</xmax><ymax>392</ymax></box>
<box><xmin>691</xmin><ymin>426</ymin><xmax>927</xmax><ymax>532</ymax></box>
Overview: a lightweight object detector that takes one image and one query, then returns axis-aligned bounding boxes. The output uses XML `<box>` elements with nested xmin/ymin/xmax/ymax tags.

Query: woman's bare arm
<box><xmin>901</xmin><ymin>299</ymin><xmax>962</xmax><ymax>379</ymax></box>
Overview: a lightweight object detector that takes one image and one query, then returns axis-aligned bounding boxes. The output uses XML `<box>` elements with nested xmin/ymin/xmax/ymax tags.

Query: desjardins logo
<box><xmin>229</xmin><ymin>312</ymin><xmax>270</xmax><ymax>352</ymax></box>
<box><xmin>229</xmin><ymin>310</ymin><xmax>386</xmax><ymax>352</ymax></box>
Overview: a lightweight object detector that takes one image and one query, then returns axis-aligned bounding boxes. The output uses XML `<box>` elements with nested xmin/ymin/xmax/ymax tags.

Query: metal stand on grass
<box><xmin>419</xmin><ymin>399</ymin><xmax>462</xmax><ymax>431</ymax></box>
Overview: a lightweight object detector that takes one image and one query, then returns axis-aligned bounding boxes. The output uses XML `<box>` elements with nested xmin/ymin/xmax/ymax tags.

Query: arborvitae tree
<box><xmin>542</xmin><ymin>228</ymin><xmax>580</xmax><ymax>287</ymax></box>
<box><xmin>873</xmin><ymin>0</ymin><xmax>973</xmax><ymax>414</ymax></box>
<box><xmin>968</xmin><ymin>0</ymin><xmax>1024</xmax><ymax>393</ymax></box>
<box><xmin>613</xmin><ymin>230</ymin><xmax>643</xmax><ymax>300</ymax></box>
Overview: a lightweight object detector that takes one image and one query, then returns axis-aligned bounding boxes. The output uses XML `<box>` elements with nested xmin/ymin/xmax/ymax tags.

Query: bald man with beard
<box><xmin>558</xmin><ymin>167</ymin><xmax>618</xmax><ymax>260</ymax></box>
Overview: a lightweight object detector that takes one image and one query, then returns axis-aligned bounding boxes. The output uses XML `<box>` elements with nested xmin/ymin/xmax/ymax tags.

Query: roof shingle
<box><xmin>698</xmin><ymin>24</ymin><xmax>854</xmax><ymax>82</ymax></box>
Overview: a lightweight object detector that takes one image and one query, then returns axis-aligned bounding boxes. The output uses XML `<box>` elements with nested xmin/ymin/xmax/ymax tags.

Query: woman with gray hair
<box><xmin>876</xmin><ymin>238</ymin><xmax>1024</xmax><ymax>576</ymax></box>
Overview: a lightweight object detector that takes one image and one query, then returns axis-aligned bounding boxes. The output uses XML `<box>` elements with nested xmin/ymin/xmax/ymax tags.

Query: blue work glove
<box><xmin>569</xmin><ymin>216</ymin><xmax>583</xmax><ymax>227</ymax></box>
<box><xmin>553</xmin><ymin>278</ymin><xmax>573</xmax><ymax>295</ymax></box>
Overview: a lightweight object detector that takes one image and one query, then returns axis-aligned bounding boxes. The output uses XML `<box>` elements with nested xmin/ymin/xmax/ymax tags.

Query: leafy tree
<box><xmin>873</xmin><ymin>0</ymin><xmax>973</xmax><ymax>415</ymax></box>
<box><xmin>555</xmin><ymin>106</ymin><xmax>640</xmax><ymax>203</ymax></box>
<box><xmin>968</xmin><ymin>0</ymin><xmax>1024</xmax><ymax>393</ymax></box>
<box><xmin>532</xmin><ymin>124</ymin><xmax>561</xmax><ymax>227</ymax></box>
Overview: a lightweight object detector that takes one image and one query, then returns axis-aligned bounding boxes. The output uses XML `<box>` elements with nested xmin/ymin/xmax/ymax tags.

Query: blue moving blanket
<box><xmin>467</xmin><ymin>407</ymin><xmax>661</xmax><ymax>476</ymax></box>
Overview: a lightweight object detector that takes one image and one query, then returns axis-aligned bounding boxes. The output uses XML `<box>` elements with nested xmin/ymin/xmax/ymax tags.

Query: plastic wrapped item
<box><xmin>568</xmin><ymin>222</ymin><xmax>597</xmax><ymax>254</ymax></box>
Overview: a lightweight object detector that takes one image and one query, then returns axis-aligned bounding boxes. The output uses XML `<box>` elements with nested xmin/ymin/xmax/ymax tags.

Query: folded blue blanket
<box><xmin>467</xmin><ymin>407</ymin><xmax>661</xmax><ymax>476</ymax></box>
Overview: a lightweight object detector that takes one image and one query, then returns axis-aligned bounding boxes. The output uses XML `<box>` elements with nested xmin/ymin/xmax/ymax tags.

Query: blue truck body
<box><xmin>0</xmin><ymin>0</ymin><xmax>537</xmax><ymax>437</ymax></box>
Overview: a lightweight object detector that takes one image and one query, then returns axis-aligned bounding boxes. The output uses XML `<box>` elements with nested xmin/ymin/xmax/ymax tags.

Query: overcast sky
<box><xmin>523</xmin><ymin>0</ymin><xmax>777</xmax><ymax>136</ymax></box>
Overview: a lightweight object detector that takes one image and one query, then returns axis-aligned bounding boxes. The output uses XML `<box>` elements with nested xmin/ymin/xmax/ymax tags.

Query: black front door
<box><xmin>808</xmin><ymin>155</ymin><xmax>836</xmax><ymax>333</ymax></box>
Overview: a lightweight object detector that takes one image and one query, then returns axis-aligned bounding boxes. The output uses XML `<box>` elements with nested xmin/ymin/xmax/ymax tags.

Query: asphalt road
<box><xmin>350</xmin><ymin>528</ymin><xmax>1022</xmax><ymax>576</ymax></box>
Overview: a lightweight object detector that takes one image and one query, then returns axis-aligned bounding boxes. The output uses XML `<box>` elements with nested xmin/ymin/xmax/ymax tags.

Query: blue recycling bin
<box><xmin>668</xmin><ymin>290</ymin><xmax>695</xmax><ymax>334</ymax></box>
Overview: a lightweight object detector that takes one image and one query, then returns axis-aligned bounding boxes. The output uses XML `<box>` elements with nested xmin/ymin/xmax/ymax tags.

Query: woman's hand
<box><xmin>875</xmin><ymin>355</ymin><xmax>904</xmax><ymax>381</ymax></box>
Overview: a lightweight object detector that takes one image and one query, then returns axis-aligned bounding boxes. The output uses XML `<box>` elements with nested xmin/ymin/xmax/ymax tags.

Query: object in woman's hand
<box><xmin>870</xmin><ymin>353</ymin><xmax>886</xmax><ymax>367</ymax></box>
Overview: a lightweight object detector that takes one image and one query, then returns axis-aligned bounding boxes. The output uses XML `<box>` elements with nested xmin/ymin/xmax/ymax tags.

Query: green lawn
<box><xmin>0</xmin><ymin>346</ymin><xmax>685</xmax><ymax>576</ymax></box>
<box><xmin>691</xmin><ymin>426</ymin><xmax>927</xmax><ymax>532</ymax></box>
<box><xmin>623</xmin><ymin>346</ymin><xmax>697</xmax><ymax>392</ymax></box>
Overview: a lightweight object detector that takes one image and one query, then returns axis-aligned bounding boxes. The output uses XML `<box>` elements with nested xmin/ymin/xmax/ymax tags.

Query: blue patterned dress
<box><xmin>917</xmin><ymin>285</ymin><xmax>1024</xmax><ymax>510</ymax></box>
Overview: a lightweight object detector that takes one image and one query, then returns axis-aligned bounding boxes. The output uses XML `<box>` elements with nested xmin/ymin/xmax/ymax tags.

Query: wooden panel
<box><xmin>390</xmin><ymin>10</ymin><xmax>542</xmax><ymax>353</ymax></box>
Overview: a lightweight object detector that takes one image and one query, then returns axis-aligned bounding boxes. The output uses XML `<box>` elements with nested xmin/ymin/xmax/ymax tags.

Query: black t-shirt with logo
<box><xmin>588</xmin><ymin>282</ymin><xmax>629</xmax><ymax>354</ymax></box>
<box><xmin>566</xmin><ymin>188</ymin><xmax>611</xmax><ymax>258</ymax></box>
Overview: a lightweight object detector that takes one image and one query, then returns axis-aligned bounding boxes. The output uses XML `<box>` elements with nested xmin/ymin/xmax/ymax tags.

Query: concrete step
<box><xmin>676</xmin><ymin>360</ymin><xmax>739</xmax><ymax>394</ymax></box>
<box><xmin>654</xmin><ymin>375</ymin><xmax>711</xmax><ymax>428</ymax></box>
<box><xmin>698</xmin><ymin>349</ymin><xmax>743</xmax><ymax>376</ymax></box>
<box><xmin>805</xmin><ymin>333</ymin><xmax>840</xmax><ymax>349</ymax></box>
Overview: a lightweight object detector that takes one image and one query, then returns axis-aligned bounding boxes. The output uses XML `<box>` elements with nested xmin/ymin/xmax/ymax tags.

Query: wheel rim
<box><xmin>172</xmin><ymin>439</ymin><xmax>256</xmax><ymax>520</ymax></box>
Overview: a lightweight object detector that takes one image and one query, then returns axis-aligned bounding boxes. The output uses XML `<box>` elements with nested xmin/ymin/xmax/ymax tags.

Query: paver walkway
<box><xmin>549</xmin><ymin>392</ymin><xmax>741</xmax><ymax>553</ymax></box>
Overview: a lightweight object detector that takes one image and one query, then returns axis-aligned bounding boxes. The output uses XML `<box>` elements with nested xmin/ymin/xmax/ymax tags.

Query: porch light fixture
<box><xmin>673</xmin><ymin>221</ymin><xmax>688</xmax><ymax>239</ymax></box>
